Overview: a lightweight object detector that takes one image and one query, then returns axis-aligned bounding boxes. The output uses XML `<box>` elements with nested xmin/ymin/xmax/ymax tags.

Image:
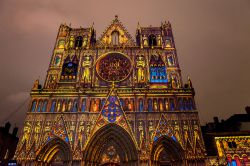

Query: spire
<box><xmin>188</xmin><ymin>76</ymin><xmax>193</xmax><ymax>89</ymax></box>
<box><xmin>137</xmin><ymin>22</ymin><xmax>140</xmax><ymax>29</ymax></box>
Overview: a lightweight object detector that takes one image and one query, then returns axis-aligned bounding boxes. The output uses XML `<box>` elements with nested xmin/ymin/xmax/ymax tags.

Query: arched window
<box><xmin>158</xmin><ymin>99</ymin><xmax>164</xmax><ymax>112</ymax></box>
<box><xmin>56</xmin><ymin>100</ymin><xmax>62</xmax><ymax>112</ymax></box>
<box><xmin>31</xmin><ymin>100</ymin><xmax>37</xmax><ymax>112</ymax></box>
<box><xmin>178</xmin><ymin>98</ymin><xmax>183</xmax><ymax>111</ymax></box>
<box><xmin>153</xmin><ymin>99</ymin><xmax>158</xmax><ymax>111</ymax></box>
<box><xmin>72</xmin><ymin>100</ymin><xmax>78</xmax><ymax>112</ymax></box>
<box><xmin>50</xmin><ymin>100</ymin><xmax>56</xmax><ymax>112</ymax></box>
<box><xmin>189</xmin><ymin>98</ymin><xmax>194</xmax><ymax>110</ymax></box>
<box><xmin>68</xmin><ymin>100</ymin><xmax>73</xmax><ymax>112</ymax></box>
<box><xmin>164</xmin><ymin>99</ymin><xmax>169</xmax><ymax>111</ymax></box>
<box><xmin>75</xmin><ymin>36</ymin><xmax>83</xmax><ymax>48</ymax></box>
<box><xmin>61</xmin><ymin>55</ymin><xmax>79</xmax><ymax>81</ymax></box>
<box><xmin>170</xmin><ymin>98</ymin><xmax>175</xmax><ymax>111</ymax></box>
<box><xmin>37</xmin><ymin>100</ymin><xmax>43</xmax><ymax>112</ymax></box>
<box><xmin>148</xmin><ymin>99</ymin><xmax>153</xmax><ymax>112</ymax></box>
<box><xmin>129</xmin><ymin>99</ymin><xmax>134</xmax><ymax>111</ymax></box>
<box><xmin>148</xmin><ymin>34</ymin><xmax>157</xmax><ymax>47</ymax></box>
<box><xmin>183</xmin><ymin>98</ymin><xmax>188</xmax><ymax>110</ymax></box>
<box><xmin>81</xmin><ymin>99</ymin><xmax>86</xmax><ymax>112</ymax></box>
<box><xmin>42</xmin><ymin>100</ymin><xmax>48</xmax><ymax>112</ymax></box>
<box><xmin>139</xmin><ymin>99</ymin><xmax>143</xmax><ymax>112</ymax></box>
<box><xmin>111</xmin><ymin>31</ymin><xmax>119</xmax><ymax>45</ymax></box>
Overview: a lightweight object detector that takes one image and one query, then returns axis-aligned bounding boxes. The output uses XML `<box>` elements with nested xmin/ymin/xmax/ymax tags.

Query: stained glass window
<box><xmin>139</xmin><ymin>99</ymin><xmax>143</xmax><ymax>112</ymax></box>
<box><xmin>148</xmin><ymin>99</ymin><xmax>153</xmax><ymax>112</ymax></box>
<box><xmin>37</xmin><ymin>100</ymin><xmax>43</xmax><ymax>112</ymax></box>
<box><xmin>170</xmin><ymin>99</ymin><xmax>175</xmax><ymax>111</ymax></box>
<box><xmin>81</xmin><ymin>99</ymin><xmax>86</xmax><ymax>112</ymax></box>
<box><xmin>50</xmin><ymin>100</ymin><xmax>56</xmax><ymax>112</ymax></box>
<box><xmin>31</xmin><ymin>100</ymin><xmax>37</xmax><ymax>112</ymax></box>
<box><xmin>72</xmin><ymin>100</ymin><xmax>78</xmax><ymax>112</ymax></box>
<box><xmin>42</xmin><ymin>100</ymin><xmax>48</xmax><ymax>112</ymax></box>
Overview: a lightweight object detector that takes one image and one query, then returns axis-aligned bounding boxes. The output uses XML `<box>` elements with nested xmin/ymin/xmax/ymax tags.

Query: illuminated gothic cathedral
<box><xmin>15</xmin><ymin>16</ymin><xmax>206</xmax><ymax>165</ymax></box>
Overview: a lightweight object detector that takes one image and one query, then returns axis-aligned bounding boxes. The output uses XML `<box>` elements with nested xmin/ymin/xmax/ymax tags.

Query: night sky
<box><xmin>0</xmin><ymin>0</ymin><xmax>250</xmax><ymax>130</ymax></box>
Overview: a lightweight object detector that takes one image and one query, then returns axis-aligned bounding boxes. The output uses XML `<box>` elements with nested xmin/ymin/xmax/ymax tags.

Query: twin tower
<box><xmin>15</xmin><ymin>16</ymin><xmax>206</xmax><ymax>165</ymax></box>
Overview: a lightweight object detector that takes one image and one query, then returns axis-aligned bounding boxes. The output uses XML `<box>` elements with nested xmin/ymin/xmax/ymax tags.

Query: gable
<box><xmin>98</xmin><ymin>16</ymin><xmax>135</xmax><ymax>46</ymax></box>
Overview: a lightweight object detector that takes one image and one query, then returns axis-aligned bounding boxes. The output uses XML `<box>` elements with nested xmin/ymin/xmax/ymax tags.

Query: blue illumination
<box><xmin>31</xmin><ymin>101</ymin><xmax>37</xmax><ymax>112</ymax></box>
<box><xmin>42</xmin><ymin>101</ymin><xmax>47</xmax><ymax>112</ymax></box>
<box><xmin>81</xmin><ymin>100</ymin><xmax>86</xmax><ymax>112</ymax></box>
<box><xmin>150</xmin><ymin>66</ymin><xmax>168</xmax><ymax>83</ymax></box>
<box><xmin>50</xmin><ymin>101</ymin><xmax>56</xmax><ymax>112</ymax></box>
<box><xmin>139</xmin><ymin>100</ymin><xmax>143</xmax><ymax>112</ymax></box>
<box><xmin>72</xmin><ymin>101</ymin><xmax>78</xmax><ymax>112</ymax></box>
<box><xmin>148</xmin><ymin>99</ymin><xmax>153</xmax><ymax>112</ymax></box>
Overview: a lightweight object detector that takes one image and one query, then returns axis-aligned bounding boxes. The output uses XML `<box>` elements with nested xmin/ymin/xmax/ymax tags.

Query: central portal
<box><xmin>83</xmin><ymin>124</ymin><xmax>138</xmax><ymax>165</ymax></box>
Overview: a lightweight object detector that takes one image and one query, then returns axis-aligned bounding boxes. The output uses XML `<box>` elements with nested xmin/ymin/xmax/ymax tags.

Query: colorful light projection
<box><xmin>215</xmin><ymin>136</ymin><xmax>250</xmax><ymax>166</ymax></box>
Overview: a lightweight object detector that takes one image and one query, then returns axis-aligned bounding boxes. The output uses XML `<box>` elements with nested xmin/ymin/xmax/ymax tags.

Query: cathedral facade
<box><xmin>15</xmin><ymin>16</ymin><xmax>206</xmax><ymax>166</ymax></box>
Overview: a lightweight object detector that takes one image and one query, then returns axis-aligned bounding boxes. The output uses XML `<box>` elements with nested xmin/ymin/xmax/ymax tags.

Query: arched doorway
<box><xmin>36</xmin><ymin>137</ymin><xmax>72</xmax><ymax>166</ymax></box>
<box><xmin>151</xmin><ymin>136</ymin><xmax>185</xmax><ymax>166</ymax></box>
<box><xmin>83</xmin><ymin>123</ymin><xmax>138</xmax><ymax>166</ymax></box>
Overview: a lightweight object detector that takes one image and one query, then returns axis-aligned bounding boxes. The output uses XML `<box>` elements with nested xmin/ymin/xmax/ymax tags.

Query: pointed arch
<box><xmin>151</xmin><ymin>136</ymin><xmax>185</xmax><ymax>166</ymax></box>
<box><xmin>83</xmin><ymin>123</ymin><xmax>138</xmax><ymax>165</ymax></box>
<box><xmin>36</xmin><ymin>137</ymin><xmax>72</xmax><ymax>165</ymax></box>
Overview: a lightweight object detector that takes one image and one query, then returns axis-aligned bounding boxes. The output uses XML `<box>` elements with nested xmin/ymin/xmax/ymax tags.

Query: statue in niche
<box><xmin>82</xmin><ymin>55</ymin><xmax>92</xmax><ymax>83</ymax></box>
<box><xmin>168</xmin><ymin>55</ymin><xmax>174</xmax><ymax>66</ymax></box>
<box><xmin>57</xmin><ymin>101</ymin><xmax>61</xmax><ymax>112</ymax></box>
<box><xmin>22</xmin><ymin>122</ymin><xmax>31</xmax><ymax>143</ymax></box>
<box><xmin>68</xmin><ymin>100</ymin><xmax>73</xmax><ymax>111</ymax></box>
<box><xmin>159</xmin><ymin>100</ymin><xmax>164</xmax><ymax>111</ymax></box>
<box><xmin>78</xmin><ymin>122</ymin><xmax>85</xmax><ymax>148</ymax></box>
<box><xmin>138</xmin><ymin>121</ymin><xmax>145</xmax><ymax>148</ymax></box>
<box><xmin>157</xmin><ymin>35</ymin><xmax>162</xmax><ymax>46</ymax></box>
<box><xmin>128</xmin><ymin>99</ymin><xmax>133</xmax><ymax>111</ymax></box>
<box><xmin>47</xmin><ymin>75</ymin><xmax>57</xmax><ymax>89</ymax></box>
<box><xmin>86</xmin><ymin>123</ymin><xmax>91</xmax><ymax>138</ymax></box>
<box><xmin>148</xmin><ymin>121</ymin><xmax>154</xmax><ymax>142</ymax></box>
<box><xmin>34</xmin><ymin>122</ymin><xmax>41</xmax><ymax>142</ymax></box>
<box><xmin>82</xmin><ymin>37</ymin><xmax>88</xmax><ymax>48</ymax></box>
<box><xmin>171</xmin><ymin>76</ymin><xmax>179</xmax><ymax>88</ymax></box>
<box><xmin>153</xmin><ymin>99</ymin><xmax>158</xmax><ymax>111</ymax></box>
<box><xmin>136</xmin><ymin>55</ymin><xmax>145</xmax><ymax>83</ymax></box>
<box><xmin>44</xmin><ymin>122</ymin><xmax>51</xmax><ymax>141</ymax></box>
<box><xmin>165</xmin><ymin>99</ymin><xmax>169</xmax><ymax>111</ymax></box>
<box><xmin>174</xmin><ymin>124</ymin><xmax>181</xmax><ymax>145</ymax></box>
<box><xmin>91</xmin><ymin>99</ymin><xmax>100</xmax><ymax>112</ymax></box>
<box><xmin>61</xmin><ymin>100</ymin><xmax>66</xmax><ymax>112</ymax></box>
<box><xmin>142</xmin><ymin>35</ymin><xmax>148</xmax><ymax>46</ymax></box>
